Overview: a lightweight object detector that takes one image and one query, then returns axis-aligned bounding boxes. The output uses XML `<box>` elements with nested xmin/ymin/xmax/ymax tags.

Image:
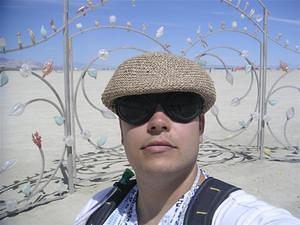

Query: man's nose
<box><xmin>147</xmin><ymin>105</ymin><xmax>171</xmax><ymax>134</ymax></box>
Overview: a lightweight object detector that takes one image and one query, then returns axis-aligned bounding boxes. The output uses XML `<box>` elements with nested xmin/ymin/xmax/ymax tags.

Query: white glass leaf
<box><xmin>9</xmin><ymin>103</ymin><xmax>25</xmax><ymax>116</ymax></box>
<box><xmin>240</xmin><ymin>14</ymin><xmax>245</xmax><ymax>19</ymax></box>
<box><xmin>225</xmin><ymin>71</ymin><xmax>234</xmax><ymax>85</ymax></box>
<box><xmin>87</xmin><ymin>68</ymin><xmax>97</xmax><ymax>79</ymax></box>
<box><xmin>95</xmin><ymin>20</ymin><xmax>100</xmax><ymax>27</ymax></box>
<box><xmin>263</xmin><ymin>114</ymin><xmax>271</xmax><ymax>123</ymax></box>
<box><xmin>268</xmin><ymin>99</ymin><xmax>278</xmax><ymax>106</ymax></box>
<box><xmin>210</xmin><ymin>105</ymin><xmax>219</xmax><ymax>117</ymax></box>
<box><xmin>208</xmin><ymin>23</ymin><xmax>213</xmax><ymax>32</ymax></box>
<box><xmin>76</xmin><ymin>23</ymin><xmax>83</xmax><ymax>30</ymax></box>
<box><xmin>19</xmin><ymin>64</ymin><xmax>32</xmax><ymax>78</ymax></box>
<box><xmin>40</xmin><ymin>25</ymin><xmax>47</xmax><ymax>38</ymax></box>
<box><xmin>244</xmin><ymin>1</ymin><xmax>249</xmax><ymax>11</ymax></box>
<box><xmin>255</xmin><ymin>15</ymin><xmax>263</xmax><ymax>23</ymax></box>
<box><xmin>231</xmin><ymin>21</ymin><xmax>237</xmax><ymax>29</ymax></box>
<box><xmin>101</xmin><ymin>109</ymin><xmax>117</xmax><ymax>119</ymax></box>
<box><xmin>98</xmin><ymin>49</ymin><xmax>109</xmax><ymax>60</ymax></box>
<box><xmin>186</xmin><ymin>37</ymin><xmax>192</xmax><ymax>45</ymax></box>
<box><xmin>243</xmin><ymin>26</ymin><xmax>248</xmax><ymax>31</ymax></box>
<box><xmin>236</xmin><ymin>0</ymin><xmax>241</xmax><ymax>8</ymax></box>
<box><xmin>109</xmin><ymin>15</ymin><xmax>117</xmax><ymax>25</ymax></box>
<box><xmin>0</xmin><ymin>72</ymin><xmax>9</xmax><ymax>87</ymax></box>
<box><xmin>231</xmin><ymin>97</ymin><xmax>240</xmax><ymax>106</ymax></box>
<box><xmin>64</xmin><ymin>136</ymin><xmax>74</xmax><ymax>147</ymax></box>
<box><xmin>54</xmin><ymin>116</ymin><xmax>64</xmax><ymax>126</ymax></box>
<box><xmin>5</xmin><ymin>199</ymin><xmax>17</xmax><ymax>212</ymax></box>
<box><xmin>196</xmin><ymin>26</ymin><xmax>201</xmax><ymax>36</ymax></box>
<box><xmin>21</xmin><ymin>182</ymin><xmax>32</xmax><ymax>197</ymax></box>
<box><xmin>97</xmin><ymin>136</ymin><xmax>107</xmax><ymax>147</ymax></box>
<box><xmin>81</xmin><ymin>129</ymin><xmax>91</xmax><ymax>140</ymax></box>
<box><xmin>284</xmin><ymin>40</ymin><xmax>289</xmax><ymax>47</ymax></box>
<box><xmin>126</xmin><ymin>21</ymin><xmax>132</xmax><ymax>29</ymax></box>
<box><xmin>156</xmin><ymin>26</ymin><xmax>164</xmax><ymax>39</ymax></box>
<box><xmin>240</xmin><ymin>50</ymin><xmax>248</xmax><ymax>58</ymax></box>
<box><xmin>286</xmin><ymin>107</ymin><xmax>295</xmax><ymax>120</ymax></box>
<box><xmin>0</xmin><ymin>159</ymin><xmax>16</xmax><ymax>174</ymax></box>
<box><xmin>249</xmin><ymin>9</ymin><xmax>255</xmax><ymax>17</ymax></box>
<box><xmin>296</xmin><ymin>45</ymin><xmax>299</xmax><ymax>51</ymax></box>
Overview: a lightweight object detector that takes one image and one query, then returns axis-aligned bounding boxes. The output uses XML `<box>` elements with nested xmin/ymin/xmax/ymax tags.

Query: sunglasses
<box><xmin>114</xmin><ymin>92</ymin><xmax>203</xmax><ymax>125</ymax></box>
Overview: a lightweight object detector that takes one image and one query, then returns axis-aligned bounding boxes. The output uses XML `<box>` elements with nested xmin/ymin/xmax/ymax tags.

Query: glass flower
<box><xmin>97</xmin><ymin>136</ymin><xmax>107</xmax><ymax>147</ymax></box>
<box><xmin>42</xmin><ymin>59</ymin><xmax>54</xmax><ymax>76</ymax></box>
<box><xmin>186</xmin><ymin>37</ymin><xmax>193</xmax><ymax>45</ymax></box>
<box><xmin>231</xmin><ymin>21</ymin><xmax>237</xmax><ymax>29</ymax></box>
<box><xmin>32</xmin><ymin>131</ymin><xmax>42</xmax><ymax>149</ymax></box>
<box><xmin>81</xmin><ymin>129</ymin><xmax>91</xmax><ymax>140</ymax></box>
<box><xmin>87</xmin><ymin>68</ymin><xmax>97</xmax><ymax>79</ymax></box>
<box><xmin>76</xmin><ymin>23</ymin><xmax>83</xmax><ymax>30</ymax></box>
<box><xmin>286</xmin><ymin>107</ymin><xmax>295</xmax><ymax>120</ymax></box>
<box><xmin>225</xmin><ymin>71</ymin><xmax>234</xmax><ymax>85</ymax></box>
<box><xmin>64</xmin><ymin>136</ymin><xmax>74</xmax><ymax>147</ymax></box>
<box><xmin>54</xmin><ymin>116</ymin><xmax>65</xmax><ymax>126</ymax></box>
<box><xmin>231</xmin><ymin>97</ymin><xmax>240</xmax><ymax>106</ymax></box>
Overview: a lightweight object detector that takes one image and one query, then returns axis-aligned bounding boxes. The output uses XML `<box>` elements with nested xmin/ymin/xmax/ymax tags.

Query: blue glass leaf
<box><xmin>0</xmin><ymin>159</ymin><xmax>17</xmax><ymax>174</ymax></box>
<box><xmin>87</xmin><ymin>68</ymin><xmax>97</xmax><ymax>79</ymax></box>
<box><xmin>268</xmin><ymin>99</ymin><xmax>278</xmax><ymax>106</ymax></box>
<box><xmin>238</xmin><ymin>120</ymin><xmax>247</xmax><ymax>128</ymax></box>
<box><xmin>0</xmin><ymin>72</ymin><xmax>9</xmax><ymax>87</ymax></box>
<box><xmin>9</xmin><ymin>103</ymin><xmax>25</xmax><ymax>116</ymax></box>
<box><xmin>54</xmin><ymin>116</ymin><xmax>65</xmax><ymax>126</ymax></box>
<box><xmin>97</xmin><ymin>136</ymin><xmax>107</xmax><ymax>147</ymax></box>
<box><xmin>286</xmin><ymin>107</ymin><xmax>295</xmax><ymax>120</ymax></box>
<box><xmin>21</xmin><ymin>182</ymin><xmax>32</xmax><ymax>197</ymax></box>
<box><xmin>245</xmin><ymin>64</ymin><xmax>252</xmax><ymax>73</ymax></box>
<box><xmin>231</xmin><ymin>97</ymin><xmax>240</xmax><ymax>106</ymax></box>
<box><xmin>5</xmin><ymin>199</ymin><xmax>17</xmax><ymax>212</ymax></box>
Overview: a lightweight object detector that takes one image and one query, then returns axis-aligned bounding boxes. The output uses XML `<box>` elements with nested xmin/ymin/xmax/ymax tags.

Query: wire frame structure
<box><xmin>0</xmin><ymin>0</ymin><xmax>299</xmax><ymax>219</ymax></box>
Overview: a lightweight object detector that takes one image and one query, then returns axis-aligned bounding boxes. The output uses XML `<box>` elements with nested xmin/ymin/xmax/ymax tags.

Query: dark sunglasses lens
<box><xmin>116</xmin><ymin>96</ymin><xmax>154</xmax><ymax>125</ymax></box>
<box><xmin>164</xmin><ymin>93</ymin><xmax>202</xmax><ymax>123</ymax></box>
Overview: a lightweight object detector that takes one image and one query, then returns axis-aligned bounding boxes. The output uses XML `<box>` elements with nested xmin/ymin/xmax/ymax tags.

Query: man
<box><xmin>74</xmin><ymin>52</ymin><xmax>300</xmax><ymax>225</ymax></box>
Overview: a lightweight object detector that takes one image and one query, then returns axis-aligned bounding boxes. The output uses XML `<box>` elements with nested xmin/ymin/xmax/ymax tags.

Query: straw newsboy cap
<box><xmin>102</xmin><ymin>52</ymin><xmax>216</xmax><ymax>113</ymax></box>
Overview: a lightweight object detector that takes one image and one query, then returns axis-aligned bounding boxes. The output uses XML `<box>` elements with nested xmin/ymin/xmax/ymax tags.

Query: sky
<box><xmin>1</xmin><ymin>0</ymin><xmax>300</xmax><ymax>68</ymax></box>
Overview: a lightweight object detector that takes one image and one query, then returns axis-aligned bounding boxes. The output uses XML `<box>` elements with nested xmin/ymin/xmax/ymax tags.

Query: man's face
<box><xmin>119</xmin><ymin>101</ymin><xmax>205</xmax><ymax>177</ymax></box>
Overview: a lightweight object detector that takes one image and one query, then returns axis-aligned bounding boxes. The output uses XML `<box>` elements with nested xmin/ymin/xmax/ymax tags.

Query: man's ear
<box><xmin>199</xmin><ymin>114</ymin><xmax>205</xmax><ymax>135</ymax></box>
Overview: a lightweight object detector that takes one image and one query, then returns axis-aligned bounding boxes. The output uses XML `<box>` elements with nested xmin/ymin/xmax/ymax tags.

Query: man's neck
<box><xmin>135</xmin><ymin>165</ymin><xmax>202</xmax><ymax>225</ymax></box>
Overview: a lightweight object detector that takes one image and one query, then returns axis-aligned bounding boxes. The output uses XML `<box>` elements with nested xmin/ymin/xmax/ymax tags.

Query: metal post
<box><xmin>257</xmin><ymin>7</ymin><xmax>268</xmax><ymax>159</ymax></box>
<box><xmin>63</xmin><ymin>0</ymin><xmax>74</xmax><ymax>192</ymax></box>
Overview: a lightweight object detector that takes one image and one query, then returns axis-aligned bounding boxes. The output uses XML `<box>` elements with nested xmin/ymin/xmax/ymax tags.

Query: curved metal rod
<box><xmin>265</xmin><ymin>70</ymin><xmax>292</xmax><ymax>102</ymax></box>
<box><xmin>25</xmin><ymin>98</ymin><xmax>63</xmax><ymax>116</ymax></box>
<box><xmin>69</xmin><ymin>25</ymin><xmax>171</xmax><ymax>53</ymax></box>
<box><xmin>18</xmin><ymin>147</ymin><xmax>68</xmax><ymax>202</ymax></box>
<box><xmin>29</xmin><ymin>148</ymin><xmax>45</xmax><ymax>197</ymax></box>
<box><xmin>198</xmin><ymin>46</ymin><xmax>257</xmax><ymax>103</ymax></box>
<box><xmin>266</xmin><ymin>122</ymin><xmax>287</xmax><ymax>147</ymax></box>
<box><xmin>1</xmin><ymin>1</ymin><xmax>110</xmax><ymax>53</ymax></box>
<box><xmin>267</xmin><ymin>85</ymin><xmax>300</xmax><ymax>101</ymax></box>
<box><xmin>268</xmin><ymin>37</ymin><xmax>300</xmax><ymax>54</ymax></box>
<box><xmin>184</xmin><ymin>29</ymin><xmax>261</xmax><ymax>55</ymax></box>
<box><xmin>221</xmin><ymin>0</ymin><xmax>264</xmax><ymax>33</ymax></box>
<box><xmin>197</xmin><ymin>52</ymin><xmax>256</xmax><ymax>134</ymax></box>
<box><xmin>283</xmin><ymin>119</ymin><xmax>297</xmax><ymax>152</ymax></box>
<box><xmin>31</xmin><ymin>71</ymin><xmax>65</xmax><ymax>113</ymax></box>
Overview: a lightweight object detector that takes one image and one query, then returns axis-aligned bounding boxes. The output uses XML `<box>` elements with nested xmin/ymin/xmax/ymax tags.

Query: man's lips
<box><xmin>141</xmin><ymin>140</ymin><xmax>177</xmax><ymax>153</ymax></box>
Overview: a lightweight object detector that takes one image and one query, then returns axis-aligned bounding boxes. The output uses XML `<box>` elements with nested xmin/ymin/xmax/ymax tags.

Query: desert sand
<box><xmin>0</xmin><ymin>69</ymin><xmax>299</xmax><ymax>225</ymax></box>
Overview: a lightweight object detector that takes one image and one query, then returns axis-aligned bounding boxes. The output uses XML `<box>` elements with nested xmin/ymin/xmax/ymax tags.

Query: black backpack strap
<box><xmin>183</xmin><ymin>177</ymin><xmax>240</xmax><ymax>225</ymax></box>
<box><xmin>86</xmin><ymin>169</ymin><xmax>136</xmax><ymax>225</ymax></box>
